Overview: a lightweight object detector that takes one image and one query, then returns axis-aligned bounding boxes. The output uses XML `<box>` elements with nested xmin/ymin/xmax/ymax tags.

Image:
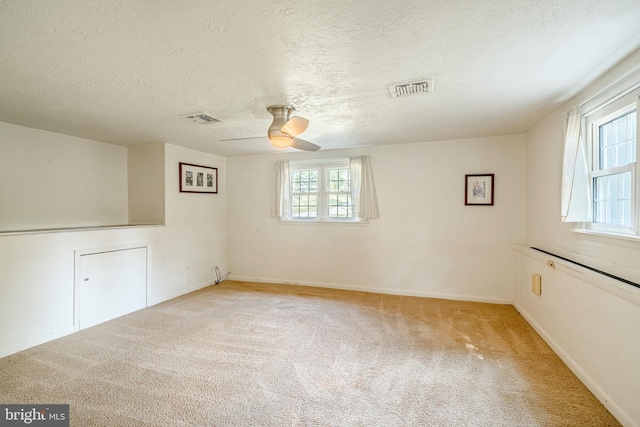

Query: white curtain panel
<box><xmin>271</xmin><ymin>160</ymin><xmax>290</xmax><ymax>219</ymax></box>
<box><xmin>350</xmin><ymin>156</ymin><xmax>380</xmax><ymax>219</ymax></box>
<box><xmin>561</xmin><ymin>107</ymin><xmax>591</xmax><ymax>222</ymax></box>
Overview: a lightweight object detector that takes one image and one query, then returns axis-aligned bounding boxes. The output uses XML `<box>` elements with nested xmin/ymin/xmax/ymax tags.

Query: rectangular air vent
<box><xmin>388</xmin><ymin>78</ymin><xmax>434</xmax><ymax>98</ymax></box>
<box><xmin>182</xmin><ymin>112</ymin><xmax>221</xmax><ymax>124</ymax></box>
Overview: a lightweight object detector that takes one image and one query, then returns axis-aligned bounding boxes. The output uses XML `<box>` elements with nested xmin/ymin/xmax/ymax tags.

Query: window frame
<box><xmin>289</xmin><ymin>167</ymin><xmax>319</xmax><ymax>220</ymax></box>
<box><xmin>584</xmin><ymin>90</ymin><xmax>639</xmax><ymax>235</ymax></box>
<box><xmin>325</xmin><ymin>166</ymin><xmax>353</xmax><ymax>219</ymax></box>
<box><xmin>286</xmin><ymin>159</ymin><xmax>361</xmax><ymax>223</ymax></box>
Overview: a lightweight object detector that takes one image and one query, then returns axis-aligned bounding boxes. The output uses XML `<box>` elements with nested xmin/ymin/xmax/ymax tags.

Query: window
<box><xmin>327</xmin><ymin>168</ymin><xmax>352</xmax><ymax>218</ymax></box>
<box><xmin>586</xmin><ymin>91</ymin><xmax>639</xmax><ymax>234</ymax></box>
<box><xmin>290</xmin><ymin>169</ymin><xmax>318</xmax><ymax>218</ymax></box>
<box><xmin>289</xmin><ymin>160</ymin><xmax>354</xmax><ymax>221</ymax></box>
<box><xmin>273</xmin><ymin>156</ymin><xmax>379</xmax><ymax>222</ymax></box>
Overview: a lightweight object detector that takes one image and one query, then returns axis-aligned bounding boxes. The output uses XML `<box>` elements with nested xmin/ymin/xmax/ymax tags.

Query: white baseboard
<box><xmin>228</xmin><ymin>275</ymin><xmax>512</xmax><ymax>304</ymax></box>
<box><xmin>0</xmin><ymin>281</ymin><xmax>215</xmax><ymax>360</ymax></box>
<box><xmin>0</xmin><ymin>326</ymin><xmax>75</xmax><ymax>359</ymax></box>
<box><xmin>514</xmin><ymin>302</ymin><xmax>636</xmax><ymax>427</ymax></box>
<box><xmin>147</xmin><ymin>279</ymin><xmax>214</xmax><ymax>307</ymax></box>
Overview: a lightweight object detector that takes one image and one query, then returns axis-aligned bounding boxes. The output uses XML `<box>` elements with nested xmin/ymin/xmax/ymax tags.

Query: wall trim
<box><xmin>513</xmin><ymin>302</ymin><xmax>635</xmax><ymax>427</ymax></box>
<box><xmin>228</xmin><ymin>275</ymin><xmax>512</xmax><ymax>304</ymax></box>
<box><xmin>0</xmin><ymin>278</ymin><xmax>213</xmax><ymax>359</ymax></box>
<box><xmin>147</xmin><ymin>279</ymin><xmax>214</xmax><ymax>307</ymax></box>
<box><xmin>0</xmin><ymin>326</ymin><xmax>75</xmax><ymax>359</ymax></box>
<box><xmin>0</xmin><ymin>224</ymin><xmax>163</xmax><ymax>237</ymax></box>
<box><xmin>513</xmin><ymin>243</ymin><xmax>640</xmax><ymax>307</ymax></box>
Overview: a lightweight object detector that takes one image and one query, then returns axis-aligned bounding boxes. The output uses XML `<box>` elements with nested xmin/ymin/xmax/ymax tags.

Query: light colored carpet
<box><xmin>0</xmin><ymin>281</ymin><xmax>620</xmax><ymax>426</ymax></box>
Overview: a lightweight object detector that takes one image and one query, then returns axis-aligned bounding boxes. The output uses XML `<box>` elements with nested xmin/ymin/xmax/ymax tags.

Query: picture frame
<box><xmin>179</xmin><ymin>162</ymin><xmax>218</xmax><ymax>194</ymax></box>
<box><xmin>465</xmin><ymin>174</ymin><xmax>494</xmax><ymax>206</ymax></box>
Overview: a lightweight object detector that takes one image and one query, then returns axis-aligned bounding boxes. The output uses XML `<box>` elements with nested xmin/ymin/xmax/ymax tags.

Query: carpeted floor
<box><xmin>0</xmin><ymin>281</ymin><xmax>620</xmax><ymax>426</ymax></box>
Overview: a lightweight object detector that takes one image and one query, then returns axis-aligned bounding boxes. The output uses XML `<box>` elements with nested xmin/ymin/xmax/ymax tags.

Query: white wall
<box><xmin>514</xmin><ymin>247</ymin><xmax>640</xmax><ymax>427</ymax></box>
<box><xmin>128</xmin><ymin>144</ymin><xmax>165</xmax><ymax>225</ymax></box>
<box><xmin>0</xmin><ymin>126</ymin><xmax>226</xmax><ymax>357</ymax></box>
<box><xmin>518</xmin><ymin>48</ymin><xmax>640</xmax><ymax>427</ymax></box>
<box><xmin>0</xmin><ymin>122</ymin><xmax>128</xmax><ymax>231</ymax></box>
<box><xmin>227</xmin><ymin>135</ymin><xmax>526</xmax><ymax>303</ymax></box>
<box><xmin>154</xmin><ymin>143</ymin><xmax>227</xmax><ymax>304</ymax></box>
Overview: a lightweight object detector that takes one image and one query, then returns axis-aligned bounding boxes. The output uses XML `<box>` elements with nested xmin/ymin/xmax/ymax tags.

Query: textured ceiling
<box><xmin>1</xmin><ymin>0</ymin><xmax>640</xmax><ymax>157</ymax></box>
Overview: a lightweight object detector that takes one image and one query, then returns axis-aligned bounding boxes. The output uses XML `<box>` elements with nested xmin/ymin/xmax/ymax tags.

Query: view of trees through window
<box><xmin>592</xmin><ymin>108</ymin><xmax>637</xmax><ymax>228</ymax></box>
<box><xmin>327</xmin><ymin>168</ymin><xmax>351</xmax><ymax>218</ymax></box>
<box><xmin>291</xmin><ymin>170</ymin><xmax>318</xmax><ymax>218</ymax></box>
<box><xmin>290</xmin><ymin>165</ymin><xmax>352</xmax><ymax>220</ymax></box>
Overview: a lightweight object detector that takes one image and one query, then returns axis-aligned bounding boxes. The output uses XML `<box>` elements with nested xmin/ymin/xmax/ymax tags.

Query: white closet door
<box><xmin>79</xmin><ymin>247</ymin><xmax>147</xmax><ymax>329</ymax></box>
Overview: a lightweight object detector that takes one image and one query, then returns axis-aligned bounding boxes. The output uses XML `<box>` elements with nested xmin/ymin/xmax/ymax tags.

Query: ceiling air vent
<box><xmin>388</xmin><ymin>78</ymin><xmax>434</xmax><ymax>98</ymax></box>
<box><xmin>182</xmin><ymin>112</ymin><xmax>221</xmax><ymax>124</ymax></box>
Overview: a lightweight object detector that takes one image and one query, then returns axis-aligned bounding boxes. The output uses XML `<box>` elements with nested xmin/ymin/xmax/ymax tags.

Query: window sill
<box><xmin>279</xmin><ymin>219</ymin><xmax>368</xmax><ymax>226</ymax></box>
<box><xmin>571</xmin><ymin>228</ymin><xmax>640</xmax><ymax>248</ymax></box>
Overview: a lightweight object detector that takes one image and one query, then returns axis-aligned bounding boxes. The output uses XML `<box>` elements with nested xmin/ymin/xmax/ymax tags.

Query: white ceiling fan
<box><xmin>221</xmin><ymin>105</ymin><xmax>320</xmax><ymax>151</ymax></box>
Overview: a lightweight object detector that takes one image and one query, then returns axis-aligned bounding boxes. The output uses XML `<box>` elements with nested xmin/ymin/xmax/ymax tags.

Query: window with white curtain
<box><xmin>559</xmin><ymin>83</ymin><xmax>640</xmax><ymax>237</ymax></box>
<box><xmin>272</xmin><ymin>156</ymin><xmax>379</xmax><ymax>222</ymax></box>
<box><xmin>584</xmin><ymin>90</ymin><xmax>639</xmax><ymax>235</ymax></box>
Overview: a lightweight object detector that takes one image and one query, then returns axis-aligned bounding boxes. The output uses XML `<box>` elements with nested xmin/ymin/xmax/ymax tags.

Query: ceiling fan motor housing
<box><xmin>267</xmin><ymin>105</ymin><xmax>295</xmax><ymax>139</ymax></box>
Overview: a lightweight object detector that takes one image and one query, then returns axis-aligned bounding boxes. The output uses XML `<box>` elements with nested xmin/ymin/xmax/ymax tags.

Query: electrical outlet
<box><xmin>532</xmin><ymin>273</ymin><xmax>542</xmax><ymax>296</ymax></box>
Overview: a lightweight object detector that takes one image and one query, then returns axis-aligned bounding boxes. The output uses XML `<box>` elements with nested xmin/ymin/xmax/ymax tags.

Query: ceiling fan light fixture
<box><xmin>269</xmin><ymin>135</ymin><xmax>293</xmax><ymax>148</ymax></box>
<box><xmin>248</xmin><ymin>105</ymin><xmax>320</xmax><ymax>151</ymax></box>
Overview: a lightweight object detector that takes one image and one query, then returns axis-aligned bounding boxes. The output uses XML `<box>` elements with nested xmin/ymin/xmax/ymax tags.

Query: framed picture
<box><xmin>465</xmin><ymin>174</ymin><xmax>494</xmax><ymax>206</ymax></box>
<box><xmin>179</xmin><ymin>162</ymin><xmax>218</xmax><ymax>193</ymax></box>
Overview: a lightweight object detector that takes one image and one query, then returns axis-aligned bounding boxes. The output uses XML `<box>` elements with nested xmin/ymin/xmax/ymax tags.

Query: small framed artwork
<box><xmin>465</xmin><ymin>174</ymin><xmax>494</xmax><ymax>206</ymax></box>
<box><xmin>179</xmin><ymin>162</ymin><xmax>218</xmax><ymax>193</ymax></box>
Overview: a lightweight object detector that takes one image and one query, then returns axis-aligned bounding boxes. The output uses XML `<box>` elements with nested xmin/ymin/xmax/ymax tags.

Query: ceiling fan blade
<box><xmin>281</xmin><ymin>116</ymin><xmax>309</xmax><ymax>137</ymax></box>
<box><xmin>219</xmin><ymin>136</ymin><xmax>264</xmax><ymax>141</ymax></box>
<box><xmin>291</xmin><ymin>138</ymin><xmax>320</xmax><ymax>151</ymax></box>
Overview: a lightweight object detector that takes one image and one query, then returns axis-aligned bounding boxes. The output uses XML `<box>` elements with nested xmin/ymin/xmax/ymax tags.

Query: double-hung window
<box><xmin>273</xmin><ymin>156</ymin><xmax>378</xmax><ymax>222</ymax></box>
<box><xmin>586</xmin><ymin>90</ymin><xmax>639</xmax><ymax>234</ymax></box>
<box><xmin>289</xmin><ymin>159</ymin><xmax>355</xmax><ymax>221</ymax></box>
